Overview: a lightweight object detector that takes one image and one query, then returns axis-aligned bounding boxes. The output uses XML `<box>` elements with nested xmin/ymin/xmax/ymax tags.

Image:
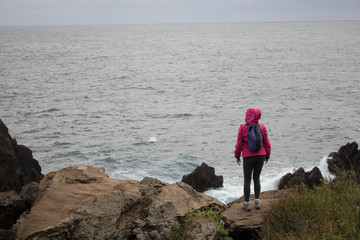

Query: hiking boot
<box><xmin>255</xmin><ymin>200</ymin><xmax>262</xmax><ymax>209</ymax></box>
<box><xmin>242</xmin><ymin>203</ymin><xmax>251</xmax><ymax>212</ymax></box>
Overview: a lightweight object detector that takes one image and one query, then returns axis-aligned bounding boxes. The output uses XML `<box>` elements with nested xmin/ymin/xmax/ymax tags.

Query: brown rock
<box><xmin>181</xmin><ymin>162</ymin><xmax>223</xmax><ymax>192</ymax></box>
<box><xmin>182</xmin><ymin>217</ymin><xmax>221</xmax><ymax>240</ymax></box>
<box><xmin>222</xmin><ymin>190</ymin><xmax>286</xmax><ymax>240</ymax></box>
<box><xmin>16</xmin><ymin>165</ymin><xmax>225</xmax><ymax>240</ymax></box>
<box><xmin>19</xmin><ymin>182</ymin><xmax>39</xmax><ymax>205</ymax></box>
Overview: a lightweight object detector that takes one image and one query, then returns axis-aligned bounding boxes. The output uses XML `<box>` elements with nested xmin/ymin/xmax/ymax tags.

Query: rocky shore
<box><xmin>0</xmin><ymin>118</ymin><xmax>359</xmax><ymax>240</ymax></box>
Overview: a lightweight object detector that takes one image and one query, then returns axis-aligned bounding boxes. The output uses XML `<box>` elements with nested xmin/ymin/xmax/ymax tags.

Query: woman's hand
<box><xmin>236</xmin><ymin>157</ymin><xmax>241</xmax><ymax>166</ymax></box>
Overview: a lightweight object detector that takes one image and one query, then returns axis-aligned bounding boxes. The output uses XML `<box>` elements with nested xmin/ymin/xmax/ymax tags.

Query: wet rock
<box><xmin>181</xmin><ymin>162</ymin><xmax>223</xmax><ymax>192</ymax></box>
<box><xmin>0</xmin><ymin>119</ymin><xmax>43</xmax><ymax>237</ymax></box>
<box><xmin>0</xmin><ymin>119</ymin><xmax>43</xmax><ymax>193</ymax></box>
<box><xmin>306</xmin><ymin>167</ymin><xmax>324</xmax><ymax>188</ymax></box>
<box><xmin>278</xmin><ymin>167</ymin><xmax>323</xmax><ymax>189</ymax></box>
<box><xmin>327</xmin><ymin>141</ymin><xmax>360</xmax><ymax>181</ymax></box>
<box><xmin>278</xmin><ymin>167</ymin><xmax>307</xmax><ymax>189</ymax></box>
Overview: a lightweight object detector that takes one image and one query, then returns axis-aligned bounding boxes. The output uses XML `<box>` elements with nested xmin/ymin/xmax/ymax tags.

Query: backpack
<box><xmin>246</xmin><ymin>124</ymin><xmax>263</xmax><ymax>152</ymax></box>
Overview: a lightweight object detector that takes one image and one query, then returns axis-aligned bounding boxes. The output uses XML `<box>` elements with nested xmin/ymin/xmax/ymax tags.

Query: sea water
<box><xmin>1</xmin><ymin>21</ymin><xmax>359</xmax><ymax>203</ymax></box>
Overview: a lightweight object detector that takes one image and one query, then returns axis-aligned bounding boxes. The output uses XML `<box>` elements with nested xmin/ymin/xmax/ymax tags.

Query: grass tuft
<box><xmin>169</xmin><ymin>208</ymin><xmax>229</xmax><ymax>240</ymax></box>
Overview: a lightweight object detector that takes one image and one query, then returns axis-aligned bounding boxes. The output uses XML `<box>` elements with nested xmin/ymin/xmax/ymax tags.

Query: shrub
<box><xmin>260</xmin><ymin>171</ymin><xmax>360</xmax><ymax>240</ymax></box>
<box><xmin>169</xmin><ymin>208</ymin><xmax>229</xmax><ymax>240</ymax></box>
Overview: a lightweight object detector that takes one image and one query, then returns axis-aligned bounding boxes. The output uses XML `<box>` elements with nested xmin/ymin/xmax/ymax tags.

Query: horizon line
<box><xmin>1</xmin><ymin>19</ymin><xmax>359</xmax><ymax>28</ymax></box>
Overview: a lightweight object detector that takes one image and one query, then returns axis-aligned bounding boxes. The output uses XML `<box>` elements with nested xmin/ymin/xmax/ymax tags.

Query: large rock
<box><xmin>327</xmin><ymin>141</ymin><xmax>360</xmax><ymax>181</ymax></box>
<box><xmin>0</xmin><ymin>183</ymin><xmax>40</xmax><ymax>239</ymax></box>
<box><xmin>222</xmin><ymin>190</ymin><xmax>286</xmax><ymax>240</ymax></box>
<box><xmin>0</xmin><ymin>191</ymin><xmax>28</xmax><ymax>230</ymax></box>
<box><xmin>0</xmin><ymin>119</ymin><xmax>43</xmax><ymax>237</ymax></box>
<box><xmin>0</xmin><ymin>119</ymin><xmax>43</xmax><ymax>193</ymax></box>
<box><xmin>0</xmin><ymin>229</ymin><xmax>16</xmax><ymax>240</ymax></box>
<box><xmin>181</xmin><ymin>217</ymin><xmax>221</xmax><ymax>240</ymax></box>
<box><xmin>278</xmin><ymin>167</ymin><xmax>323</xmax><ymax>190</ymax></box>
<box><xmin>16</xmin><ymin>165</ymin><xmax>225</xmax><ymax>240</ymax></box>
<box><xmin>181</xmin><ymin>162</ymin><xmax>223</xmax><ymax>192</ymax></box>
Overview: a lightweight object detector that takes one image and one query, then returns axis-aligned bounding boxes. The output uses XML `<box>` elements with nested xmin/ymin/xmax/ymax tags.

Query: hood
<box><xmin>245</xmin><ymin>108</ymin><xmax>261</xmax><ymax>124</ymax></box>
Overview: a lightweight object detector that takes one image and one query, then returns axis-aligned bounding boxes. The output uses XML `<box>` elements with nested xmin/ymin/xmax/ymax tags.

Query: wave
<box><xmin>206</xmin><ymin>156</ymin><xmax>336</xmax><ymax>204</ymax></box>
<box><xmin>262</xmin><ymin>156</ymin><xmax>335</xmax><ymax>192</ymax></box>
<box><xmin>132</xmin><ymin>137</ymin><xmax>158</xmax><ymax>146</ymax></box>
<box><xmin>52</xmin><ymin>150</ymin><xmax>85</xmax><ymax>159</ymax></box>
<box><xmin>147</xmin><ymin>137</ymin><xmax>157</xmax><ymax>142</ymax></box>
<box><xmin>144</xmin><ymin>113</ymin><xmax>193</xmax><ymax>119</ymax></box>
<box><xmin>41</xmin><ymin>108</ymin><xmax>59</xmax><ymax>113</ymax></box>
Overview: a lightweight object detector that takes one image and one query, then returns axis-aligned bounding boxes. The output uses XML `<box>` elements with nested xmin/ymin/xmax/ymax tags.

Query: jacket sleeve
<box><xmin>261</xmin><ymin>125</ymin><xmax>271</xmax><ymax>159</ymax></box>
<box><xmin>234</xmin><ymin>125</ymin><xmax>244</xmax><ymax>158</ymax></box>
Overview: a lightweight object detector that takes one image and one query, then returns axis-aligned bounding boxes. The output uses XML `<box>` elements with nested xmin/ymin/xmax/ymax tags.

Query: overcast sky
<box><xmin>1</xmin><ymin>0</ymin><xmax>360</xmax><ymax>26</ymax></box>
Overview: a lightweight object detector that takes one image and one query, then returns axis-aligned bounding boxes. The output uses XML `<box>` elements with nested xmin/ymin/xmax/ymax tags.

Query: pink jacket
<box><xmin>234</xmin><ymin>108</ymin><xmax>271</xmax><ymax>159</ymax></box>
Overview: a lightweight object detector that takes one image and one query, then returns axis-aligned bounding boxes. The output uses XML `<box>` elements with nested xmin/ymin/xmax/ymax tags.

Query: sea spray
<box><xmin>205</xmin><ymin>156</ymin><xmax>336</xmax><ymax>204</ymax></box>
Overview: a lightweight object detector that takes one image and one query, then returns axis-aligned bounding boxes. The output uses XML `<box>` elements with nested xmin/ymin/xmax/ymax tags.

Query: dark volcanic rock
<box><xmin>306</xmin><ymin>167</ymin><xmax>324</xmax><ymax>188</ymax></box>
<box><xmin>278</xmin><ymin>167</ymin><xmax>323</xmax><ymax>190</ymax></box>
<box><xmin>278</xmin><ymin>167</ymin><xmax>307</xmax><ymax>190</ymax></box>
<box><xmin>0</xmin><ymin>191</ymin><xmax>28</xmax><ymax>230</ymax></box>
<box><xmin>181</xmin><ymin>162</ymin><xmax>223</xmax><ymax>192</ymax></box>
<box><xmin>0</xmin><ymin>229</ymin><xmax>15</xmax><ymax>240</ymax></box>
<box><xmin>327</xmin><ymin>141</ymin><xmax>360</xmax><ymax>181</ymax></box>
<box><xmin>0</xmin><ymin>119</ymin><xmax>43</xmax><ymax>235</ymax></box>
<box><xmin>0</xmin><ymin>119</ymin><xmax>43</xmax><ymax>193</ymax></box>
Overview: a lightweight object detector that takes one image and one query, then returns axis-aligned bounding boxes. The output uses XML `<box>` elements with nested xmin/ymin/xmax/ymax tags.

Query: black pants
<box><xmin>243</xmin><ymin>155</ymin><xmax>265</xmax><ymax>202</ymax></box>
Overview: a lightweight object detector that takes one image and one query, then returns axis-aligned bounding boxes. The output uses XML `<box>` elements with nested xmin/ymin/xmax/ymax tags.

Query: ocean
<box><xmin>1</xmin><ymin>21</ymin><xmax>359</xmax><ymax>203</ymax></box>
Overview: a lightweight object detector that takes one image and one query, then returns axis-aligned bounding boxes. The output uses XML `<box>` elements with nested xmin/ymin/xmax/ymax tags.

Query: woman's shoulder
<box><xmin>239</xmin><ymin>124</ymin><xmax>248</xmax><ymax>132</ymax></box>
<box><xmin>258</xmin><ymin>124</ymin><xmax>268</xmax><ymax>131</ymax></box>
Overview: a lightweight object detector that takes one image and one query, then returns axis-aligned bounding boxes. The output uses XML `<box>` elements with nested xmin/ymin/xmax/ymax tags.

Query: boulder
<box><xmin>181</xmin><ymin>217</ymin><xmax>221</xmax><ymax>240</ymax></box>
<box><xmin>181</xmin><ymin>162</ymin><xmax>223</xmax><ymax>192</ymax></box>
<box><xmin>16</xmin><ymin>165</ymin><xmax>225</xmax><ymax>240</ymax></box>
<box><xmin>278</xmin><ymin>168</ymin><xmax>307</xmax><ymax>189</ymax></box>
<box><xmin>327</xmin><ymin>141</ymin><xmax>360</xmax><ymax>181</ymax></box>
<box><xmin>278</xmin><ymin>167</ymin><xmax>323</xmax><ymax>189</ymax></box>
<box><xmin>19</xmin><ymin>182</ymin><xmax>39</xmax><ymax>205</ymax></box>
<box><xmin>306</xmin><ymin>167</ymin><xmax>324</xmax><ymax>188</ymax></box>
<box><xmin>0</xmin><ymin>229</ymin><xmax>15</xmax><ymax>240</ymax></box>
<box><xmin>0</xmin><ymin>191</ymin><xmax>28</xmax><ymax>230</ymax></box>
<box><xmin>222</xmin><ymin>190</ymin><xmax>286</xmax><ymax>240</ymax></box>
<box><xmin>0</xmin><ymin>119</ymin><xmax>43</xmax><ymax>193</ymax></box>
<box><xmin>0</xmin><ymin>119</ymin><xmax>43</xmax><ymax>237</ymax></box>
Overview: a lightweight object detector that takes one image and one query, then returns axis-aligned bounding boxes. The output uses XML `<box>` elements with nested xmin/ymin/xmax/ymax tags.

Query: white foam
<box><xmin>316</xmin><ymin>155</ymin><xmax>335</xmax><ymax>180</ymax></box>
<box><xmin>147</xmin><ymin>137</ymin><xmax>157</xmax><ymax>142</ymax></box>
<box><xmin>261</xmin><ymin>167</ymin><xmax>294</xmax><ymax>191</ymax></box>
<box><xmin>204</xmin><ymin>182</ymin><xmax>240</xmax><ymax>204</ymax></box>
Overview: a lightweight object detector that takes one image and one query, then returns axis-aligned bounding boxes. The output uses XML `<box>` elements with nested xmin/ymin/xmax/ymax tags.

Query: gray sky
<box><xmin>1</xmin><ymin>0</ymin><xmax>360</xmax><ymax>26</ymax></box>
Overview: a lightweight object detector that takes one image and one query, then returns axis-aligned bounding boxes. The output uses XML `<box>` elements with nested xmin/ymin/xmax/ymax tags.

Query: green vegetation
<box><xmin>169</xmin><ymin>208</ymin><xmax>229</xmax><ymax>240</ymax></box>
<box><xmin>260</xmin><ymin>171</ymin><xmax>360</xmax><ymax>240</ymax></box>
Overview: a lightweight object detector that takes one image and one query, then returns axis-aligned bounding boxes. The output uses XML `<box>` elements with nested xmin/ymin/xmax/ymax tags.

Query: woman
<box><xmin>234</xmin><ymin>108</ymin><xmax>271</xmax><ymax>211</ymax></box>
